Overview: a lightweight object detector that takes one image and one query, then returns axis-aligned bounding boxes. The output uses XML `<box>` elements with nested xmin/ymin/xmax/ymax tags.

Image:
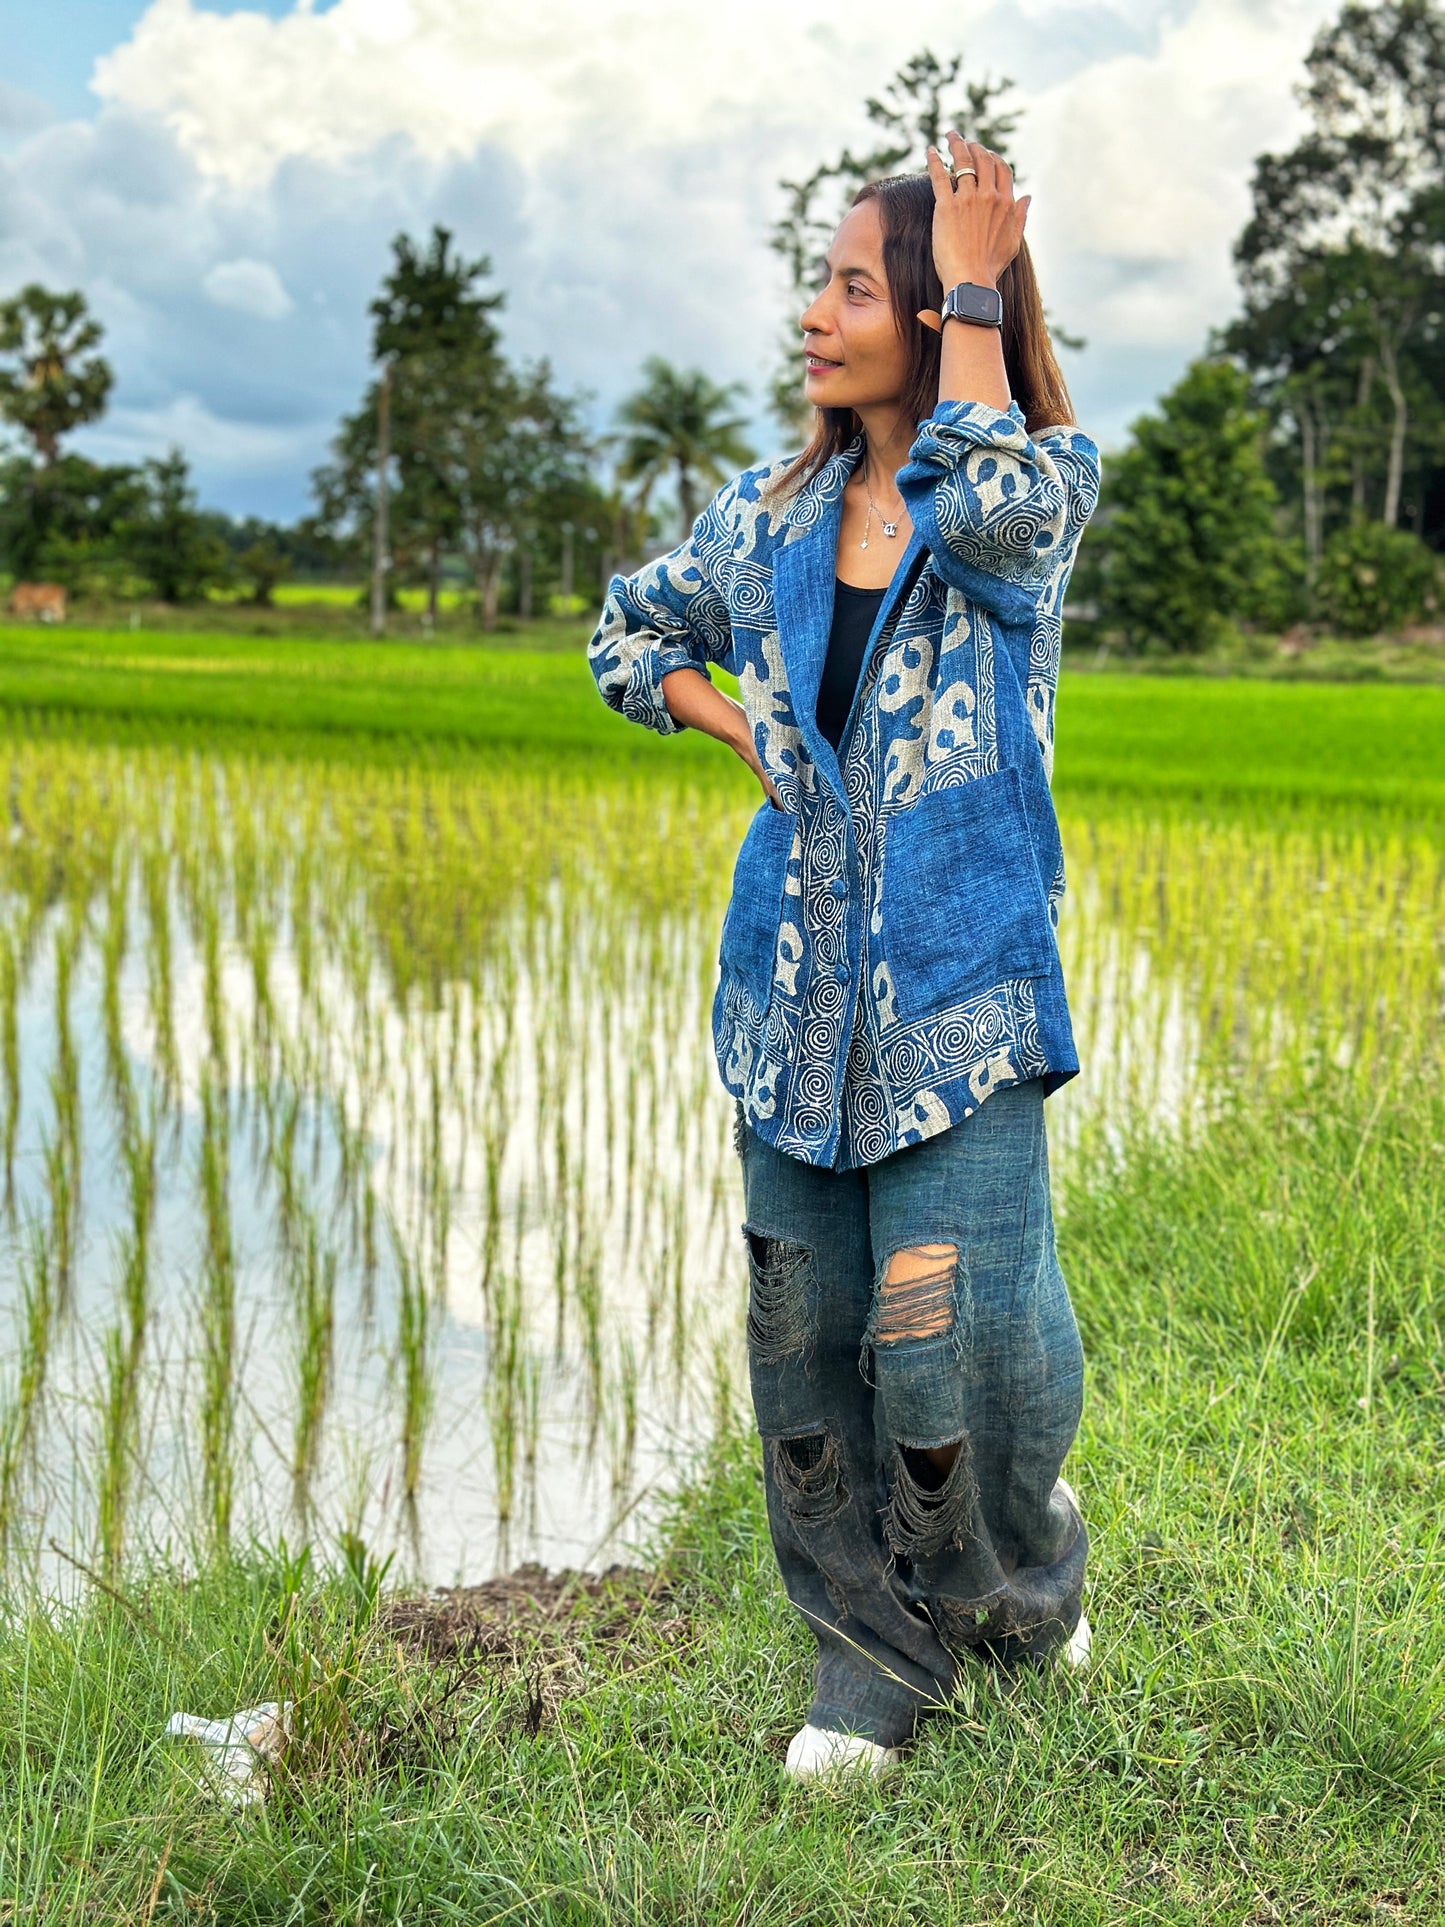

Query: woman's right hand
<box><xmin>661</xmin><ymin>667</ymin><xmax>784</xmax><ymax>810</ymax></box>
<box><xmin>740</xmin><ymin>739</ymin><xmax>785</xmax><ymax>812</ymax></box>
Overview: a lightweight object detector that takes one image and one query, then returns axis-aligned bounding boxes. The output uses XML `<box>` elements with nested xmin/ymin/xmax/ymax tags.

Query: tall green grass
<box><xmin>0</xmin><ymin>1070</ymin><xmax>1439</xmax><ymax>1923</ymax></box>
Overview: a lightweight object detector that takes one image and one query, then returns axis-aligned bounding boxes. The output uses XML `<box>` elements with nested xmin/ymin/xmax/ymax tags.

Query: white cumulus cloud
<box><xmin>1025</xmin><ymin>0</ymin><xmax>1335</xmax><ymax>353</ymax></box>
<box><xmin>203</xmin><ymin>256</ymin><xmax>294</xmax><ymax>319</ymax></box>
<box><xmin>0</xmin><ymin>0</ymin><xmax>1347</xmax><ymax>515</ymax></box>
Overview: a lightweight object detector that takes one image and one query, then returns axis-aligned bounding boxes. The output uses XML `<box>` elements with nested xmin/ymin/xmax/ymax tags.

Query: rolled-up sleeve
<box><xmin>897</xmin><ymin>401</ymin><xmax>1100</xmax><ymax>624</ymax></box>
<box><xmin>588</xmin><ymin>483</ymin><xmax>738</xmax><ymax>737</ymax></box>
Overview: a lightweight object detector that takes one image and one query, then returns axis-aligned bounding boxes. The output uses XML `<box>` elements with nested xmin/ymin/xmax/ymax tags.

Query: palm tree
<box><xmin>615</xmin><ymin>357</ymin><xmax>754</xmax><ymax>540</ymax></box>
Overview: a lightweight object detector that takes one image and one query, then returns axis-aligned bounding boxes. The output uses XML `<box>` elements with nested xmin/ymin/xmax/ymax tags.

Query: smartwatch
<box><xmin>941</xmin><ymin>281</ymin><xmax>1003</xmax><ymax>329</ymax></box>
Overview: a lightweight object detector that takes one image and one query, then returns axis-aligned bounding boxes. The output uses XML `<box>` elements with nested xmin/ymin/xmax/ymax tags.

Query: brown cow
<box><xmin>7</xmin><ymin>583</ymin><xmax>68</xmax><ymax>623</ymax></box>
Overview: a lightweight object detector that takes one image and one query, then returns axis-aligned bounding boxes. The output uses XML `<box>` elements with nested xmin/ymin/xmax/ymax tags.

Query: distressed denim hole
<box><xmin>769</xmin><ymin>1426</ymin><xmax>848</xmax><ymax>1526</ymax></box>
<box><xmin>745</xmin><ymin>1230</ymin><xmax>813</xmax><ymax>1367</ymax></box>
<box><xmin>929</xmin><ymin>1589</ymin><xmax>1010</xmax><ymax>1654</ymax></box>
<box><xmin>883</xmin><ymin>1437</ymin><xmax>978</xmax><ymax>1560</ymax></box>
<box><xmin>869</xmin><ymin>1243</ymin><xmax>958</xmax><ymax>1346</ymax></box>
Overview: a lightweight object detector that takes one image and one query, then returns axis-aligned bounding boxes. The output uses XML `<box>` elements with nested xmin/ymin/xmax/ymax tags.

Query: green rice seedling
<box><xmin>93</xmin><ymin>1323</ymin><xmax>135</xmax><ymax>1581</ymax></box>
<box><xmin>0</xmin><ymin>1216</ymin><xmax>57</xmax><ymax>1552</ymax></box>
<box><xmin>606</xmin><ymin>1333</ymin><xmax>639</xmax><ymax>1498</ymax></box>
<box><xmin>198</xmin><ymin>877</ymin><xmax>226</xmax><ymax>1070</ymax></box>
<box><xmin>520</xmin><ymin>1349</ymin><xmax>542</xmax><ymax>1478</ymax></box>
<box><xmin>94</xmin><ymin>1108</ymin><xmax>156</xmax><ymax>1577</ymax></box>
<box><xmin>485</xmin><ymin>1266</ymin><xmax>522</xmax><ymax>1526</ymax></box>
<box><xmin>290</xmin><ymin>1212</ymin><xmax>337</xmax><ymax>1523</ymax></box>
<box><xmin>98</xmin><ymin>852</ymin><xmax>134</xmax><ymax>1141</ymax></box>
<box><xmin>50</xmin><ymin>913</ymin><xmax>83</xmax><ymax>1188</ymax></box>
<box><xmin>269</xmin><ymin>1083</ymin><xmax>302</xmax><ymax>1259</ymax></box>
<box><xmin>0</xmin><ymin>930</ymin><xmax>18</xmax><ymax>1211</ymax></box>
<box><xmin>425</xmin><ymin>1044</ymin><xmax>451</xmax><ymax>1283</ymax></box>
<box><xmin>40</xmin><ymin>1127</ymin><xmax>75</xmax><ymax>1310</ymax></box>
<box><xmin>140</xmin><ymin>842</ymin><xmax>178</xmax><ymax>1105</ymax></box>
<box><xmin>573</xmin><ymin>1216</ymin><xmax>605</xmax><ymax>1440</ymax></box>
<box><xmin>197</xmin><ymin>1066</ymin><xmax>236</xmax><ymax>1554</ymax></box>
<box><xmin>661</xmin><ymin>1183</ymin><xmax>689</xmax><ymax>1386</ymax></box>
<box><xmin>390</xmin><ymin>1221</ymin><xmax>433</xmax><ymax>1512</ymax></box>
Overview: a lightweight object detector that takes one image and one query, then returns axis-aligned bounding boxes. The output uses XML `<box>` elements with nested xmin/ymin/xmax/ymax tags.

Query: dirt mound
<box><xmin>379</xmin><ymin>1561</ymin><xmax>683</xmax><ymax>1666</ymax></box>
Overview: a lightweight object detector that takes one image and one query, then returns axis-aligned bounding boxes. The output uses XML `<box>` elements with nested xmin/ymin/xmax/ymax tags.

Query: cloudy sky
<box><xmin>0</xmin><ymin>0</ymin><xmax>1339</xmax><ymax>521</ymax></box>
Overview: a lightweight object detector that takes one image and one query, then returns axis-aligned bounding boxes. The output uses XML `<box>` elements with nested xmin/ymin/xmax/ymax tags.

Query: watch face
<box><xmin>948</xmin><ymin>283</ymin><xmax>1002</xmax><ymax>325</ymax></box>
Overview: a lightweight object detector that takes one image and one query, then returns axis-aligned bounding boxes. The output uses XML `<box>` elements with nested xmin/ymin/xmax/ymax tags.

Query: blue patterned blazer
<box><xmin>588</xmin><ymin>398</ymin><xmax>1101</xmax><ymax>1170</ymax></box>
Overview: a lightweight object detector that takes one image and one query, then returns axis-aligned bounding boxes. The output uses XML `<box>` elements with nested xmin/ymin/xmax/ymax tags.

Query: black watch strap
<box><xmin>942</xmin><ymin>281</ymin><xmax>1003</xmax><ymax>329</ymax></box>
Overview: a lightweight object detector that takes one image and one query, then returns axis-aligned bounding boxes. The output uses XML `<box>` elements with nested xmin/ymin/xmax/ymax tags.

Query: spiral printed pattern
<box><xmin>724</xmin><ymin>559</ymin><xmax>773</xmax><ymax>620</ymax></box>
<box><xmin>594</xmin><ymin>399</ymin><xmax>1097</xmax><ymax>1168</ymax></box>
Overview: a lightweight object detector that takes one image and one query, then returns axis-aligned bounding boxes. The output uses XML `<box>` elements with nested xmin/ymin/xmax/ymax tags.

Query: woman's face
<box><xmin>798</xmin><ymin>198</ymin><xmax>907</xmax><ymax>413</ymax></box>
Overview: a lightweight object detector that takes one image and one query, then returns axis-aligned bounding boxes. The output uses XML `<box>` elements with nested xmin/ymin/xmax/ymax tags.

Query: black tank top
<box><xmin>816</xmin><ymin>578</ymin><xmax>886</xmax><ymax>751</ymax></box>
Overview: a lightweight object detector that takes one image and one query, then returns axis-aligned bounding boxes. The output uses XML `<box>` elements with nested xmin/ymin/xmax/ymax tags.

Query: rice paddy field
<box><xmin>0</xmin><ymin>619</ymin><xmax>1441</xmax><ymax>1923</ymax></box>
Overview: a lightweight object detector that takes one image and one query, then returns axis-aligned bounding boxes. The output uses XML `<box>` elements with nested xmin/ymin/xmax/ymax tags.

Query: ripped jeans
<box><xmin>737</xmin><ymin>1078</ymin><xmax>1086</xmax><ymax>1750</ymax></box>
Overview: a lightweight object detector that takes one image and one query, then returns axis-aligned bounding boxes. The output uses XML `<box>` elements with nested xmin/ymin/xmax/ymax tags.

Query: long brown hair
<box><xmin>779</xmin><ymin>171</ymin><xmax>1074</xmax><ymax>495</ymax></box>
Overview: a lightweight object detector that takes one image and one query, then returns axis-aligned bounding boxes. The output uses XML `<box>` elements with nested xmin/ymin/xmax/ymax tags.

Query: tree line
<box><xmin>1</xmin><ymin>0</ymin><xmax>1441</xmax><ymax>646</ymax></box>
<box><xmin>1077</xmin><ymin>0</ymin><xmax>1445</xmax><ymax>649</ymax></box>
<box><xmin>0</xmin><ymin>244</ymin><xmax>754</xmax><ymax>630</ymax></box>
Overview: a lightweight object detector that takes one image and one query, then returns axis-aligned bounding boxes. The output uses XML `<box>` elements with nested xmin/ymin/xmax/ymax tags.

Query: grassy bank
<box><xmin>0</xmin><ymin>624</ymin><xmax>1443</xmax><ymax>819</ymax></box>
<box><xmin>2</xmin><ymin>1071</ymin><xmax>1440</xmax><ymax>1924</ymax></box>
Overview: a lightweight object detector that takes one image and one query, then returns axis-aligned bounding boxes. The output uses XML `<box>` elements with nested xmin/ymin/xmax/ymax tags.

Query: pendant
<box><xmin>882</xmin><ymin>521</ymin><xmax>898</xmax><ymax>538</ymax></box>
<box><xmin>860</xmin><ymin>537</ymin><xmax>868</xmax><ymax>550</ymax></box>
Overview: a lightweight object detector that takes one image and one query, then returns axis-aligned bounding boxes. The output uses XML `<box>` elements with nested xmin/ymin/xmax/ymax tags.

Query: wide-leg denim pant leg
<box><xmin>738</xmin><ymin>1127</ymin><xmax>958</xmax><ymax>1750</ymax></box>
<box><xmin>738</xmin><ymin>1079</ymin><xmax>1087</xmax><ymax>1750</ymax></box>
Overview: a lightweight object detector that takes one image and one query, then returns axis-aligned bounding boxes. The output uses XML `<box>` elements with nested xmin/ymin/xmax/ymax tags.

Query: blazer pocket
<box><xmin>720</xmin><ymin>803</ymin><xmax>797</xmax><ymax>1013</ymax></box>
<box><xmin>881</xmin><ymin>766</ymin><xmax>1054</xmax><ymax>1022</ymax></box>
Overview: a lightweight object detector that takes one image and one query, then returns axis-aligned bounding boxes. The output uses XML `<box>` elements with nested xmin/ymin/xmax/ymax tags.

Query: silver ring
<box><xmin>955</xmin><ymin>167</ymin><xmax>978</xmax><ymax>179</ymax></box>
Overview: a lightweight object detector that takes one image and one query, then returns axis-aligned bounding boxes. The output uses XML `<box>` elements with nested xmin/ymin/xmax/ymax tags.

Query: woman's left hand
<box><xmin>919</xmin><ymin>130</ymin><xmax>1030</xmax><ymax>318</ymax></box>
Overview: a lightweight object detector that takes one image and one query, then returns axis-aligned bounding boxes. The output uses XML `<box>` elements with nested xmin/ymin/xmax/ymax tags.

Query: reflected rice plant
<box><xmin>0</xmin><ymin>729</ymin><xmax>1436</xmax><ymax>1587</ymax></box>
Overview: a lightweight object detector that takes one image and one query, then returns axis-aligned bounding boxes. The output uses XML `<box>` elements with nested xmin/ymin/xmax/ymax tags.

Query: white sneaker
<box><xmin>1054</xmin><ymin>1478</ymin><xmax>1093</xmax><ymax>1671</ymax></box>
<box><xmin>783</xmin><ymin>1723</ymin><xmax>901</xmax><ymax>1781</ymax></box>
<box><xmin>1064</xmin><ymin>1610</ymin><xmax>1093</xmax><ymax>1670</ymax></box>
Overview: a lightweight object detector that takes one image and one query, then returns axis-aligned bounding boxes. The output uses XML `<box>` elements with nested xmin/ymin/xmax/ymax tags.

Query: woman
<box><xmin>589</xmin><ymin>133</ymin><xmax>1100</xmax><ymax>1779</ymax></box>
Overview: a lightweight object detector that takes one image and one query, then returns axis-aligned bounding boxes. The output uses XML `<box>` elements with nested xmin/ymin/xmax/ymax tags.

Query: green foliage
<box><xmin>114</xmin><ymin>451</ymin><xmax>232</xmax><ymax>604</ymax></box>
<box><xmin>0</xmin><ymin>1069</ymin><xmax>1442</xmax><ymax>1918</ymax></box>
<box><xmin>0</xmin><ymin>646</ymin><xmax>1439</xmax><ymax>1912</ymax></box>
<box><xmin>1091</xmin><ymin>360</ymin><xmax>1300</xmax><ymax>653</ymax></box>
<box><xmin>314</xmin><ymin>227</ymin><xmax>595</xmax><ymax>628</ymax></box>
<box><xmin>0</xmin><ymin>453</ymin><xmax>142</xmax><ymax>588</ymax></box>
<box><xmin>1227</xmin><ymin>0</ymin><xmax>1445</xmax><ymax>550</ymax></box>
<box><xmin>615</xmin><ymin>357</ymin><xmax>754</xmax><ymax>540</ymax></box>
<box><xmin>234</xmin><ymin>536</ymin><xmax>289</xmax><ymax>607</ymax></box>
<box><xmin>0</xmin><ymin>628</ymin><xmax>1442</xmax><ymax>824</ymax></box>
<box><xmin>1318</xmin><ymin>520</ymin><xmax>1439</xmax><ymax>635</ymax></box>
<box><xmin>0</xmin><ymin>285</ymin><xmax>112</xmax><ymax>467</ymax></box>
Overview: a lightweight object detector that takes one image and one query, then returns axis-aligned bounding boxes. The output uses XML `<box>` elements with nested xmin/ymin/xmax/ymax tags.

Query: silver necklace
<box><xmin>860</xmin><ymin>452</ymin><xmax>903</xmax><ymax>550</ymax></box>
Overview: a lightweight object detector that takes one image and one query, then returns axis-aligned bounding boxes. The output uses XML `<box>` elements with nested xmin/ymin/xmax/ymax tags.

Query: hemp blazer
<box><xmin>588</xmin><ymin>398</ymin><xmax>1101</xmax><ymax>1170</ymax></box>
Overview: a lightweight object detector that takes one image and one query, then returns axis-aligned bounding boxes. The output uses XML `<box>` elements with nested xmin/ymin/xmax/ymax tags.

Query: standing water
<box><xmin>0</xmin><ymin>735</ymin><xmax>1437</xmax><ymax>1587</ymax></box>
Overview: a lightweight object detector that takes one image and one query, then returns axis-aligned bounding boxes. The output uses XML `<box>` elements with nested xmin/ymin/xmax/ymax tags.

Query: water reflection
<box><xmin>0</xmin><ymin>738</ymin><xmax>1436</xmax><ymax>1589</ymax></box>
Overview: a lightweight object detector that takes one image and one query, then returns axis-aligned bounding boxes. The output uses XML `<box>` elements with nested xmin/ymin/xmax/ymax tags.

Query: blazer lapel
<box><xmin>772</xmin><ymin>446</ymin><xmax>931</xmax><ymax>797</ymax></box>
<box><xmin>772</xmin><ymin>516</ymin><xmax>837</xmax><ymax>783</ymax></box>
